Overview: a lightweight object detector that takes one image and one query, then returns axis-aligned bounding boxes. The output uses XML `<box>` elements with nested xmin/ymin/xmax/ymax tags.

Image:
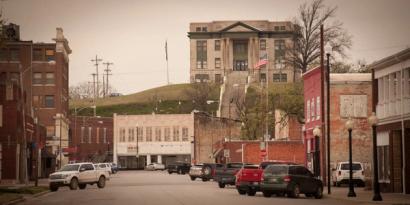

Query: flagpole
<box><xmin>265</xmin><ymin>48</ymin><xmax>269</xmax><ymax>161</ymax></box>
<box><xmin>165</xmin><ymin>40</ymin><xmax>170</xmax><ymax>85</ymax></box>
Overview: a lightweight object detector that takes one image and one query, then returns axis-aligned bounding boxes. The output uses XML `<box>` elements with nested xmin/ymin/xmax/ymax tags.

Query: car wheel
<box><xmin>202</xmin><ymin>178</ymin><xmax>209</xmax><ymax>182</ymax></box>
<box><xmin>168</xmin><ymin>171</ymin><xmax>172</xmax><ymax>174</ymax></box>
<box><xmin>237</xmin><ymin>189</ymin><xmax>246</xmax><ymax>195</ymax></box>
<box><xmin>190</xmin><ymin>176</ymin><xmax>196</xmax><ymax>181</ymax></box>
<box><xmin>49</xmin><ymin>184</ymin><xmax>58</xmax><ymax>192</ymax></box>
<box><xmin>247</xmin><ymin>190</ymin><xmax>256</xmax><ymax>196</ymax></box>
<box><xmin>218</xmin><ymin>182</ymin><xmax>225</xmax><ymax>188</ymax></box>
<box><xmin>314</xmin><ymin>185</ymin><xmax>323</xmax><ymax>199</ymax></box>
<box><xmin>79</xmin><ymin>184</ymin><xmax>87</xmax><ymax>190</ymax></box>
<box><xmin>262</xmin><ymin>191</ymin><xmax>272</xmax><ymax>197</ymax></box>
<box><xmin>69</xmin><ymin>178</ymin><xmax>78</xmax><ymax>190</ymax></box>
<box><xmin>97</xmin><ymin>176</ymin><xmax>106</xmax><ymax>188</ymax></box>
<box><xmin>288</xmin><ymin>184</ymin><xmax>300</xmax><ymax>198</ymax></box>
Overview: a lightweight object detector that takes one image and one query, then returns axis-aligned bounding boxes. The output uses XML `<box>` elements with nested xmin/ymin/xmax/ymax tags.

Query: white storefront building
<box><xmin>113</xmin><ymin>113</ymin><xmax>194</xmax><ymax>169</ymax></box>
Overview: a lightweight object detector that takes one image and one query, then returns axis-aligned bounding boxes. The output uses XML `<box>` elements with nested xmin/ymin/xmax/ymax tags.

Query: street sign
<box><xmin>223</xmin><ymin>149</ymin><xmax>230</xmax><ymax>158</ymax></box>
<box><xmin>260</xmin><ymin>149</ymin><xmax>267</xmax><ymax>157</ymax></box>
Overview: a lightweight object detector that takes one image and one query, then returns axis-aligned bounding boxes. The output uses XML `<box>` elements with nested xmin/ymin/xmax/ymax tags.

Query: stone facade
<box><xmin>188</xmin><ymin>21</ymin><xmax>300</xmax><ymax>84</ymax></box>
<box><xmin>113</xmin><ymin>113</ymin><xmax>194</xmax><ymax>169</ymax></box>
<box><xmin>370</xmin><ymin>48</ymin><xmax>410</xmax><ymax>194</ymax></box>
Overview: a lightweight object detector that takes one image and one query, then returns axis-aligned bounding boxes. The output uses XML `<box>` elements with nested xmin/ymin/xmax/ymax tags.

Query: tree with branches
<box><xmin>287</xmin><ymin>0</ymin><xmax>352</xmax><ymax>73</ymax></box>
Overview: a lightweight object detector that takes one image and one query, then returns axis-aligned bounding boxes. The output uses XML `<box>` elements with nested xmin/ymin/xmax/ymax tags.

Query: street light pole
<box><xmin>368</xmin><ymin>112</ymin><xmax>382</xmax><ymax>201</ymax></box>
<box><xmin>326</xmin><ymin>50</ymin><xmax>331</xmax><ymax>195</ymax></box>
<box><xmin>313</xmin><ymin>126</ymin><xmax>322</xmax><ymax>177</ymax></box>
<box><xmin>345</xmin><ymin>118</ymin><xmax>356</xmax><ymax>197</ymax></box>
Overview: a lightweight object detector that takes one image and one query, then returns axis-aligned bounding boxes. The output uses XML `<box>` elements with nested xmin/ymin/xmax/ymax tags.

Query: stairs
<box><xmin>219</xmin><ymin>71</ymin><xmax>248</xmax><ymax>120</ymax></box>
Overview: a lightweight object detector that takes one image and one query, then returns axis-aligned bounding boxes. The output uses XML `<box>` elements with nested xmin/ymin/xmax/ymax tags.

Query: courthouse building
<box><xmin>188</xmin><ymin>20</ymin><xmax>299</xmax><ymax>84</ymax></box>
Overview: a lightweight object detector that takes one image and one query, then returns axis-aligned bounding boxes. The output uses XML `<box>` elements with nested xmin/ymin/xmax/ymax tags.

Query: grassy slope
<box><xmin>70</xmin><ymin>83</ymin><xmax>220</xmax><ymax>117</ymax></box>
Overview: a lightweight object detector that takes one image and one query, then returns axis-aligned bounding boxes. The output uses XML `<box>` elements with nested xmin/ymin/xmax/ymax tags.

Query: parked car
<box><xmin>214</xmin><ymin>162</ymin><xmax>251</xmax><ymax>188</ymax></box>
<box><xmin>145</xmin><ymin>163</ymin><xmax>166</xmax><ymax>171</ymax></box>
<box><xmin>260</xmin><ymin>164</ymin><xmax>323</xmax><ymax>199</ymax></box>
<box><xmin>110</xmin><ymin>163</ymin><xmax>119</xmax><ymax>174</ymax></box>
<box><xmin>332</xmin><ymin>162</ymin><xmax>365</xmax><ymax>187</ymax></box>
<box><xmin>167</xmin><ymin>162</ymin><xmax>191</xmax><ymax>174</ymax></box>
<box><xmin>49</xmin><ymin>162</ymin><xmax>109</xmax><ymax>192</ymax></box>
<box><xmin>95</xmin><ymin>163</ymin><xmax>112</xmax><ymax>174</ymax></box>
<box><xmin>235</xmin><ymin>161</ymin><xmax>295</xmax><ymax>196</ymax></box>
<box><xmin>188</xmin><ymin>163</ymin><xmax>223</xmax><ymax>181</ymax></box>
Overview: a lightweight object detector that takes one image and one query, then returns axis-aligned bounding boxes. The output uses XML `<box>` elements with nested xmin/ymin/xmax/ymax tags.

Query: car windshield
<box><xmin>227</xmin><ymin>163</ymin><xmax>243</xmax><ymax>168</ymax></box>
<box><xmin>340</xmin><ymin>163</ymin><xmax>362</xmax><ymax>170</ymax></box>
<box><xmin>60</xmin><ymin>164</ymin><xmax>80</xmax><ymax>171</ymax></box>
<box><xmin>264</xmin><ymin>165</ymin><xmax>288</xmax><ymax>175</ymax></box>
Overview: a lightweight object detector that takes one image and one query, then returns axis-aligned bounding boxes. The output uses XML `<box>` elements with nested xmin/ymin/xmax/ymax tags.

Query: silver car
<box><xmin>145</xmin><ymin>163</ymin><xmax>166</xmax><ymax>171</ymax></box>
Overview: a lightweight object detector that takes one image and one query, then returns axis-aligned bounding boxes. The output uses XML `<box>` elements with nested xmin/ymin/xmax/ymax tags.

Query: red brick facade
<box><xmin>68</xmin><ymin>116</ymin><xmax>113</xmax><ymax>162</ymax></box>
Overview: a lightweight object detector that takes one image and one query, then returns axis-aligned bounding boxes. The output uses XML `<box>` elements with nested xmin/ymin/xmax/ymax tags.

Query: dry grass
<box><xmin>70</xmin><ymin>83</ymin><xmax>208</xmax><ymax>108</ymax></box>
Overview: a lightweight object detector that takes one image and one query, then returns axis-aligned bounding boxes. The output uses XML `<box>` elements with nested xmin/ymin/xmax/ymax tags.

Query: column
<box><xmin>158</xmin><ymin>155</ymin><xmax>162</xmax><ymax>164</ymax></box>
<box><xmin>146</xmin><ymin>154</ymin><xmax>151</xmax><ymax>165</ymax></box>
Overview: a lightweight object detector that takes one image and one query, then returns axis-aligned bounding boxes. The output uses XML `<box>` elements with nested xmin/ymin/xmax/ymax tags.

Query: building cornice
<box><xmin>369</xmin><ymin>48</ymin><xmax>410</xmax><ymax>71</ymax></box>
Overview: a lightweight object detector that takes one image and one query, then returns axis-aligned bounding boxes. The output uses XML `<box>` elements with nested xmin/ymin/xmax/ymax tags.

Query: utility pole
<box><xmin>103</xmin><ymin>62</ymin><xmax>113</xmax><ymax>97</ymax></box>
<box><xmin>91</xmin><ymin>73</ymin><xmax>97</xmax><ymax>101</ymax></box>
<box><xmin>91</xmin><ymin>55</ymin><xmax>103</xmax><ymax>98</ymax></box>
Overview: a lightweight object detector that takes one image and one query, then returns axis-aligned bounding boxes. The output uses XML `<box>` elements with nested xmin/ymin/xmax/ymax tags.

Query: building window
<box><xmin>0</xmin><ymin>49</ymin><xmax>7</xmax><ymax>61</ymax></box>
<box><xmin>119</xmin><ymin>128</ymin><xmax>126</xmax><ymax>142</ymax></box>
<box><xmin>407</xmin><ymin>68</ymin><xmax>410</xmax><ymax>96</ymax></box>
<box><xmin>96</xmin><ymin>127</ymin><xmax>100</xmax><ymax>144</ymax></box>
<box><xmin>202</xmin><ymin>27</ymin><xmax>207</xmax><ymax>32</ymax></box>
<box><xmin>272</xmin><ymin>73</ymin><xmax>287</xmax><ymax>82</ymax></box>
<box><xmin>215</xmin><ymin>58</ymin><xmax>221</xmax><ymax>69</ymax></box>
<box><xmin>6</xmin><ymin>83</ymin><xmax>13</xmax><ymax>100</ymax></box>
<box><xmin>33</xmin><ymin>73</ymin><xmax>42</xmax><ymax>85</ymax></box>
<box><xmin>164</xmin><ymin>127</ymin><xmax>171</xmax><ymax>141</ymax></box>
<box><xmin>173</xmin><ymin>126</ymin><xmax>179</xmax><ymax>141</ymax></box>
<box><xmin>311</xmin><ymin>98</ymin><xmax>315</xmax><ymax>120</ymax></box>
<box><xmin>316</xmin><ymin>96</ymin><xmax>321</xmax><ymax>120</ymax></box>
<box><xmin>280</xmin><ymin>26</ymin><xmax>286</xmax><ymax>30</ymax></box>
<box><xmin>215</xmin><ymin>74</ymin><xmax>222</xmax><ymax>84</ymax></box>
<box><xmin>137</xmin><ymin>126</ymin><xmax>143</xmax><ymax>142</ymax></box>
<box><xmin>378</xmin><ymin>145</ymin><xmax>390</xmax><ymax>182</ymax></box>
<box><xmin>274</xmin><ymin>26</ymin><xmax>280</xmax><ymax>31</ymax></box>
<box><xmin>260</xmin><ymin>39</ymin><xmax>266</xmax><ymax>50</ymax></box>
<box><xmin>274</xmin><ymin>40</ymin><xmax>285</xmax><ymax>67</ymax></box>
<box><xmin>155</xmin><ymin>127</ymin><xmax>162</xmax><ymax>141</ymax></box>
<box><xmin>88</xmin><ymin>127</ymin><xmax>92</xmax><ymax>143</ymax></box>
<box><xmin>260</xmin><ymin>73</ymin><xmax>266</xmax><ymax>82</ymax></box>
<box><xmin>182</xmin><ymin>127</ymin><xmax>189</xmax><ymax>141</ymax></box>
<box><xmin>46</xmin><ymin>126</ymin><xmax>55</xmax><ymax>137</ymax></box>
<box><xmin>146</xmin><ymin>127</ymin><xmax>152</xmax><ymax>142</ymax></box>
<box><xmin>195</xmin><ymin>74</ymin><xmax>209</xmax><ymax>83</ymax></box>
<box><xmin>215</xmin><ymin>40</ymin><xmax>221</xmax><ymax>51</ymax></box>
<box><xmin>45</xmin><ymin>49</ymin><xmax>55</xmax><ymax>61</ymax></box>
<box><xmin>196</xmin><ymin>27</ymin><xmax>201</xmax><ymax>32</ymax></box>
<box><xmin>128</xmin><ymin>128</ymin><xmax>135</xmax><ymax>142</ymax></box>
<box><xmin>103</xmin><ymin>128</ymin><xmax>107</xmax><ymax>143</ymax></box>
<box><xmin>45</xmin><ymin>73</ymin><xmax>55</xmax><ymax>85</ymax></box>
<box><xmin>80</xmin><ymin>127</ymin><xmax>85</xmax><ymax>143</ymax></box>
<box><xmin>196</xmin><ymin>40</ymin><xmax>207</xmax><ymax>69</ymax></box>
<box><xmin>33</xmin><ymin>95</ymin><xmax>41</xmax><ymax>107</ymax></box>
<box><xmin>10</xmin><ymin>48</ymin><xmax>20</xmax><ymax>61</ymax></box>
<box><xmin>306</xmin><ymin>100</ymin><xmax>311</xmax><ymax>123</ymax></box>
<box><xmin>33</xmin><ymin>48</ymin><xmax>43</xmax><ymax>61</ymax></box>
<box><xmin>44</xmin><ymin>95</ymin><xmax>54</xmax><ymax>108</ymax></box>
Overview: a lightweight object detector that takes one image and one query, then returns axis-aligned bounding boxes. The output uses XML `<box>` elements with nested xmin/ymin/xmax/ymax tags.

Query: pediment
<box><xmin>219</xmin><ymin>22</ymin><xmax>260</xmax><ymax>33</ymax></box>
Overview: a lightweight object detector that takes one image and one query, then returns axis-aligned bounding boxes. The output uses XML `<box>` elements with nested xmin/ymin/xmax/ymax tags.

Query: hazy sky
<box><xmin>3</xmin><ymin>0</ymin><xmax>410</xmax><ymax>94</ymax></box>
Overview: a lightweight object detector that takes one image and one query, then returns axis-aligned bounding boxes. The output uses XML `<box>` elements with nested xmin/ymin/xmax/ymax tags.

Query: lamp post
<box><xmin>313</xmin><ymin>126</ymin><xmax>321</xmax><ymax>177</ymax></box>
<box><xmin>345</xmin><ymin>117</ymin><xmax>356</xmax><ymax>197</ymax></box>
<box><xmin>325</xmin><ymin>44</ymin><xmax>332</xmax><ymax>194</ymax></box>
<box><xmin>368</xmin><ymin>112</ymin><xmax>382</xmax><ymax>201</ymax></box>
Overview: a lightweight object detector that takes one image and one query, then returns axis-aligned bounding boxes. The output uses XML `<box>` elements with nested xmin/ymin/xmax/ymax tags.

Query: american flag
<box><xmin>254</xmin><ymin>53</ymin><xmax>268</xmax><ymax>69</ymax></box>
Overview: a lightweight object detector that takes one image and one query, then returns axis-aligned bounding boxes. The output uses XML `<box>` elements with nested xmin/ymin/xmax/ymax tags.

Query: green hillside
<box><xmin>69</xmin><ymin>83</ymin><xmax>220</xmax><ymax>117</ymax></box>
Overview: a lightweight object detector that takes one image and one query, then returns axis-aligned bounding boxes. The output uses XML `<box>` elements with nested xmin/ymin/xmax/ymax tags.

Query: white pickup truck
<box><xmin>49</xmin><ymin>162</ymin><xmax>109</xmax><ymax>191</ymax></box>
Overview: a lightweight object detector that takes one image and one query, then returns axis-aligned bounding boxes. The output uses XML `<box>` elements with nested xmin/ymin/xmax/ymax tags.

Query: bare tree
<box><xmin>70</xmin><ymin>81</ymin><xmax>117</xmax><ymax>100</ymax></box>
<box><xmin>185</xmin><ymin>83</ymin><xmax>215</xmax><ymax>113</ymax></box>
<box><xmin>286</xmin><ymin>0</ymin><xmax>352</xmax><ymax>73</ymax></box>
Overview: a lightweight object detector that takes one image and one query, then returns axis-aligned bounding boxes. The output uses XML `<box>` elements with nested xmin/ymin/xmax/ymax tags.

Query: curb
<box><xmin>2</xmin><ymin>197</ymin><xmax>25</xmax><ymax>205</ymax></box>
<box><xmin>325</xmin><ymin>194</ymin><xmax>392</xmax><ymax>204</ymax></box>
<box><xmin>32</xmin><ymin>190</ymin><xmax>50</xmax><ymax>198</ymax></box>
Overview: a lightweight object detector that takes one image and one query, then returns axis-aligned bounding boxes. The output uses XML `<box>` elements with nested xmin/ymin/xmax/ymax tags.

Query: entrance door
<box><xmin>233</xmin><ymin>40</ymin><xmax>248</xmax><ymax>71</ymax></box>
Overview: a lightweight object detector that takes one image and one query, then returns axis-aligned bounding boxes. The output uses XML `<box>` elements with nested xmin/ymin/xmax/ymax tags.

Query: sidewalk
<box><xmin>0</xmin><ymin>179</ymin><xmax>49</xmax><ymax>188</ymax></box>
<box><xmin>0</xmin><ymin>179</ymin><xmax>49</xmax><ymax>205</ymax></box>
<box><xmin>325</xmin><ymin>187</ymin><xmax>410</xmax><ymax>204</ymax></box>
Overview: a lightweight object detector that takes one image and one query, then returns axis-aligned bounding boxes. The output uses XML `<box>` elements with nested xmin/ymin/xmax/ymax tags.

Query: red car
<box><xmin>235</xmin><ymin>161</ymin><xmax>296</xmax><ymax>196</ymax></box>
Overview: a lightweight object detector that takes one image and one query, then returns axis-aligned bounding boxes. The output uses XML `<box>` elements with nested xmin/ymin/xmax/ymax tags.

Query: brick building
<box><xmin>303</xmin><ymin>67</ymin><xmax>373</xmax><ymax>182</ymax></box>
<box><xmin>0</xmin><ymin>80</ymin><xmax>48</xmax><ymax>183</ymax></box>
<box><xmin>0</xmin><ymin>23</ymin><xmax>72</xmax><ymax>170</ymax></box>
<box><xmin>188</xmin><ymin>20</ymin><xmax>300</xmax><ymax>84</ymax></box>
<box><xmin>370</xmin><ymin>48</ymin><xmax>410</xmax><ymax>194</ymax></box>
<box><xmin>68</xmin><ymin>116</ymin><xmax>113</xmax><ymax>163</ymax></box>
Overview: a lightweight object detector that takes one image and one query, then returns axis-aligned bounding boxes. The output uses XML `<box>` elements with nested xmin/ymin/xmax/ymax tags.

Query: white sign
<box><xmin>223</xmin><ymin>149</ymin><xmax>230</xmax><ymax>158</ymax></box>
<box><xmin>340</xmin><ymin>95</ymin><xmax>367</xmax><ymax>118</ymax></box>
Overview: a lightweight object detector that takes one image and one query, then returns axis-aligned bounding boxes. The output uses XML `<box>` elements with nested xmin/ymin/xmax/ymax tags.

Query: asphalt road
<box><xmin>22</xmin><ymin>171</ymin><xmax>368</xmax><ymax>205</ymax></box>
